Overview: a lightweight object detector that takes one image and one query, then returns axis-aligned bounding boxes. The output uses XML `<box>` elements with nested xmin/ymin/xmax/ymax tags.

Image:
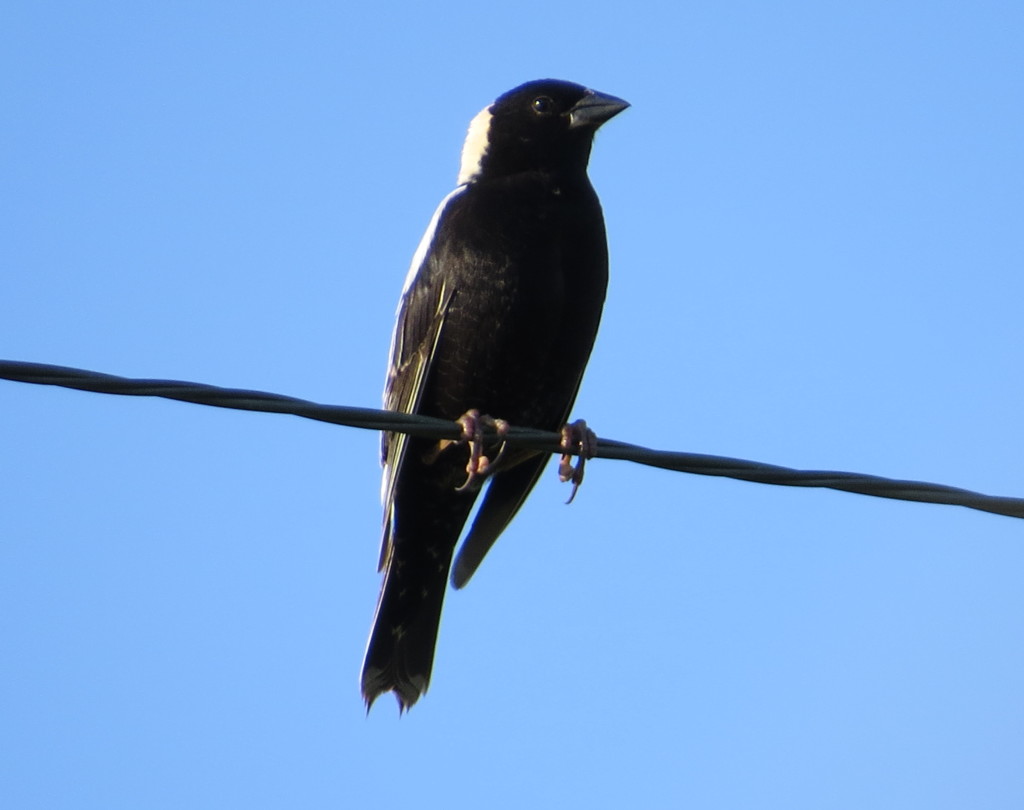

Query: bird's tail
<box><xmin>360</xmin><ymin>537</ymin><xmax>455</xmax><ymax>712</ymax></box>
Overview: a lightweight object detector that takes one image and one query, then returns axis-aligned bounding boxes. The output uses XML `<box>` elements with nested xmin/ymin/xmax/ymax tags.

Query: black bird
<box><xmin>362</xmin><ymin>79</ymin><xmax>628</xmax><ymax>711</ymax></box>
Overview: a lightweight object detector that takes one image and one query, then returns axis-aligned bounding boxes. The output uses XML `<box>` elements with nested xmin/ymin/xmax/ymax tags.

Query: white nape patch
<box><xmin>399</xmin><ymin>185</ymin><xmax>467</xmax><ymax>297</ymax></box>
<box><xmin>457</xmin><ymin>106</ymin><xmax>493</xmax><ymax>184</ymax></box>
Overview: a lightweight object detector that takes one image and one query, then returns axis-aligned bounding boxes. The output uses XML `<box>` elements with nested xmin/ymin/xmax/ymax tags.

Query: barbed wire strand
<box><xmin>2</xmin><ymin>359</ymin><xmax>1022</xmax><ymax>520</ymax></box>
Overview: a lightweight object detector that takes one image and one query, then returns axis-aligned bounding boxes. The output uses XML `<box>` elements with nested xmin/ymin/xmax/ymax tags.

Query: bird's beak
<box><xmin>568</xmin><ymin>89</ymin><xmax>630</xmax><ymax>129</ymax></box>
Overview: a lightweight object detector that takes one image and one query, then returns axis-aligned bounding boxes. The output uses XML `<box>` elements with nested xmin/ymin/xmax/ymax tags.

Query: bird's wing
<box><xmin>378</xmin><ymin>258</ymin><xmax>456</xmax><ymax>572</ymax></box>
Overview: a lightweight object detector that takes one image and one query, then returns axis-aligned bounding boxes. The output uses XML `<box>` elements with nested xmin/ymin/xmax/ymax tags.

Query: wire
<box><xmin>2</xmin><ymin>359</ymin><xmax>1022</xmax><ymax>520</ymax></box>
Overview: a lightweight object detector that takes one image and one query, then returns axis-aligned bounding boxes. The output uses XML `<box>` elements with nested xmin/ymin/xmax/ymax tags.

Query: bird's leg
<box><xmin>455</xmin><ymin>409</ymin><xmax>510</xmax><ymax>492</ymax></box>
<box><xmin>559</xmin><ymin>419</ymin><xmax>597</xmax><ymax>504</ymax></box>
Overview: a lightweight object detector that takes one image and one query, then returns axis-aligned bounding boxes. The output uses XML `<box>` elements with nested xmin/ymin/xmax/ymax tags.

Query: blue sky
<box><xmin>3</xmin><ymin>2</ymin><xmax>1023</xmax><ymax>808</ymax></box>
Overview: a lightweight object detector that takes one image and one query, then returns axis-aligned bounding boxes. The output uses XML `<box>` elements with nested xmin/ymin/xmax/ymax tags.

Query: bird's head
<box><xmin>458</xmin><ymin>79</ymin><xmax>629</xmax><ymax>185</ymax></box>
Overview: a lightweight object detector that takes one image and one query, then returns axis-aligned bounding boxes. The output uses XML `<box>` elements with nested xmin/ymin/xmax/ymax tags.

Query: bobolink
<box><xmin>362</xmin><ymin>79</ymin><xmax>628</xmax><ymax>710</ymax></box>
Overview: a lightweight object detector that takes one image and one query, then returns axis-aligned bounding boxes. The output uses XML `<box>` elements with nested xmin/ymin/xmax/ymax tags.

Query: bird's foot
<box><xmin>455</xmin><ymin>409</ymin><xmax>510</xmax><ymax>492</ymax></box>
<box><xmin>559</xmin><ymin>419</ymin><xmax>597</xmax><ymax>504</ymax></box>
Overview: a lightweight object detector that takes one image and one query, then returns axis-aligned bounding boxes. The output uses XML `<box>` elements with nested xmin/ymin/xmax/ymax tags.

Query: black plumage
<box><xmin>361</xmin><ymin>79</ymin><xmax>628</xmax><ymax>711</ymax></box>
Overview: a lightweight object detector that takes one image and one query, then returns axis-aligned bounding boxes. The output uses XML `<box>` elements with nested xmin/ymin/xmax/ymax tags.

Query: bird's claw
<box><xmin>559</xmin><ymin>419</ymin><xmax>597</xmax><ymax>504</ymax></box>
<box><xmin>455</xmin><ymin>410</ymin><xmax>509</xmax><ymax>492</ymax></box>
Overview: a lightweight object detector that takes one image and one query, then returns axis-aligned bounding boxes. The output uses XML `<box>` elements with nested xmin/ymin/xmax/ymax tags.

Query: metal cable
<box><xmin>2</xmin><ymin>359</ymin><xmax>1021</xmax><ymax>520</ymax></box>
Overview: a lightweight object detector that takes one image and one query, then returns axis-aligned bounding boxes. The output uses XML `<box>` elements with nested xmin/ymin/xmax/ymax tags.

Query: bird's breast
<box><xmin>422</xmin><ymin>179</ymin><xmax>608</xmax><ymax>428</ymax></box>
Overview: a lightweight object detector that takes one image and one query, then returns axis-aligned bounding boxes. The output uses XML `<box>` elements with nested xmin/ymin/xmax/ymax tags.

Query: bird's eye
<box><xmin>531</xmin><ymin>96</ymin><xmax>555</xmax><ymax>115</ymax></box>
